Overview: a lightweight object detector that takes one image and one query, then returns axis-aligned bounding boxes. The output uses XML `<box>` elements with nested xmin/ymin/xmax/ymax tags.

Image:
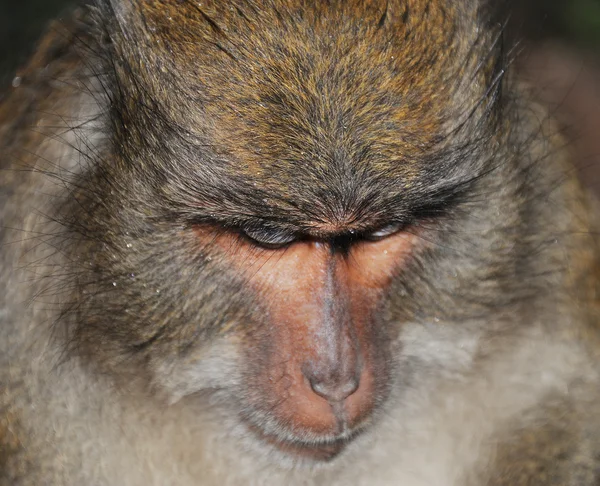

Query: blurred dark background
<box><xmin>523</xmin><ymin>0</ymin><xmax>600</xmax><ymax>45</ymax></box>
<box><xmin>0</xmin><ymin>0</ymin><xmax>76</xmax><ymax>86</ymax></box>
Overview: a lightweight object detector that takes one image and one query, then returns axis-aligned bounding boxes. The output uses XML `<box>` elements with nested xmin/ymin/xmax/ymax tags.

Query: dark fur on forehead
<box><xmin>97</xmin><ymin>0</ymin><xmax>508</xmax><ymax>230</ymax></box>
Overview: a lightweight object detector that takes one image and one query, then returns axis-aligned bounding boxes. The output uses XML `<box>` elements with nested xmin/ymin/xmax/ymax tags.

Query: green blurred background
<box><xmin>0</xmin><ymin>0</ymin><xmax>599</xmax><ymax>87</ymax></box>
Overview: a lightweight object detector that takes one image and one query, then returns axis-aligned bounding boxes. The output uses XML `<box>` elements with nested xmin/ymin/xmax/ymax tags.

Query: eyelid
<box><xmin>242</xmin><ymin>226</ymin><xmax>297</xmax><ymax>249</ymax></box>
<box><xmin>364</xmin><ymin>222</ymin><xmax>404</xmax><ymax>241</ymax></box>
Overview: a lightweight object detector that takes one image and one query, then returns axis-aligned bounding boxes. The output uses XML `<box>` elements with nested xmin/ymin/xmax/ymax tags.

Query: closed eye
<box><xmin>363</xmin><ymin>223</ymin><xmax>404</xmax><ymax>242</ymax></box>
<box><xmin>242</xmin><ymin>226</ymin><xmax>297</xmax><ymax>249</ymax></box>
<box><xmin>241</xmin><ymin>222</ymin><xmax>405</xmax><ymax>249</ymax></box>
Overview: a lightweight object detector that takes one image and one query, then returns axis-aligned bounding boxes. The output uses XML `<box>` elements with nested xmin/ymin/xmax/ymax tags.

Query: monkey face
<box><xmin>65</xmin><ymin>0</ymin><xmax>510</xmax><ymax>463</ymax></box>
<box><xmin>201</xmin><ymin>226</ymin><xmax>418</xmax><ymax>459</ymax></box>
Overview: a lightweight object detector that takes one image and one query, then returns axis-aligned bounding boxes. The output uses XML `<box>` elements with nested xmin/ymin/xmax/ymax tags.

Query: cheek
<box><xmin>147</xmin><ymin>333</ymin><xmax>245</xmax><ymax>404</ymax></box>
<box><xmin>349</xmin><ymin>231</ymin><xmax>417</xmax><ymax>288</ymax></box>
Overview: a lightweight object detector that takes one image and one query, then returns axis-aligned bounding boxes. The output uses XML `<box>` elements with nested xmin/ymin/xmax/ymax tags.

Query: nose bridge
<box><xmin>316</xmin><ymin>256</ymin><xmax>359</xmax><ymax>374</ymax></box>
<box><xmin>302</xmin><ymin>253</ymin><xmax>363</xmax><ymax>403</ymax></box>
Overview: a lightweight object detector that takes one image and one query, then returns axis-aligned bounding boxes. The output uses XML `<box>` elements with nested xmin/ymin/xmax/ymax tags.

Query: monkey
<box><xmin>1</xmin><ymin>0</ymin><xmax>600</xmax><ymax>484</ymax></box>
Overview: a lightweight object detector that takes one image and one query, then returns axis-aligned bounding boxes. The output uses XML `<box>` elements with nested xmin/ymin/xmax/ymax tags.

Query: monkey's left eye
<box><xmin>242</xmin><ymin>227</ymin><xmax>297</xmax><ymax>249</ymax></box>
<box><xmin>364</xmin><ymin>223</ymin><xmax>404</xmax><ymax>241</ymax></box>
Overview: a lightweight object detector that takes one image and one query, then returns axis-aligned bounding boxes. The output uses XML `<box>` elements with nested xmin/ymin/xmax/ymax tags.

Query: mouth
<box><xmin>247</xmin><ymin>423</ymin><xmax>358</xmax><ymax>461</ymax></box>
<box><xmin>266</xmin><ymin>435</ymin><xmax>349</xmax><ymax>461</ymax></box>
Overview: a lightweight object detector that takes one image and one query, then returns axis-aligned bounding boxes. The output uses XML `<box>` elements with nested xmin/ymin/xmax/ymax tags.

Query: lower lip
<box><xmin>247</xmin><ymin>423</ymin><xmax>349</xmax><ymax>461</ymax></box>
<box><xmin>267</xmin><ymin>436</ymin><xmax>348</xmax><ymax>461</ymax></box>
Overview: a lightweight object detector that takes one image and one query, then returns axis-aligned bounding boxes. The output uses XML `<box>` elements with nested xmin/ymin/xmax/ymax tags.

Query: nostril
<box><xmin>308</xmin><ymin>374</ymin><xmax>360</xmax><ymax>403</ymax></box>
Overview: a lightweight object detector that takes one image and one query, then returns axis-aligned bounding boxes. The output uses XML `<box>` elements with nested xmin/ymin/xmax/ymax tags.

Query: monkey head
<box><xmin>63</xmin><ymin>0</ymin><xmax>518</xmax><ymax>463</ymax></box>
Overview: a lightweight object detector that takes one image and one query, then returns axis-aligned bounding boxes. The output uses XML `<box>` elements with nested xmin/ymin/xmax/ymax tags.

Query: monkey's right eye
<box><xmin>241</xmin><ymin>227</ymin><xmax>297</xmax><ymax>249</ymax></box>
